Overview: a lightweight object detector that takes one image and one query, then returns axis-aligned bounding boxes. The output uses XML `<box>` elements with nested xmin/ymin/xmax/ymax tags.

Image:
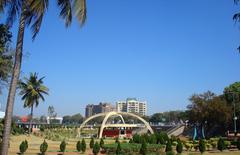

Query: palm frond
<box><xmin>27</xmin><ymin>0</ymin><xmax>48</xmax><ymax>40</ymax></box>
<box><xmin>233</xmin><ymin>12</ymin><xmax>240</xmax><ymax>22</ymax></box>
<box><xmin>6</xmin><ymin>0</ymin><xmax>21</xmax><ymax>27</ymax></box>
<box><xmin>73</xmin><ymin>0</ymin><xmax>87</xmax><ymax>26</ymax></box>
<box><xmin>234</xmin><ymin>0</ymin><xmax>240</xmax><ymax>4</ymax></box>
<box><xmin>0</xmin><ymin>0</ymin><xmax>7</xmax><ymax>13</ymax></box>
<box><xmin>57</xmin><ymin>0</ymin><xmax>72</xmax><ymax>27</ymax></box>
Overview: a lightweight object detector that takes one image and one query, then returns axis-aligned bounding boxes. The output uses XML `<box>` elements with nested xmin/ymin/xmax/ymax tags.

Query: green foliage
<box><xmin>116</xmin><ymin>142</ymin><xmax>122</xmax><ymax>155</ymax></box>
<box><xmin>199</xmin><ymin>139</ymin><xmax>206</xmax><ymax>154</ymax></box>
<box><xmin>129</xmin><ymin>139</ymin><xmax>133</xmax><ymax>143</ymax></box>
<box><xmin>40</xmin><ymin>140</ymin><xmax>48</xmax><ymax>155</ymax></box>
<box><xmin>166</xmin><ymin>151</ymin><xmax>175</xmax><ymax>155</ymax></box>
<box><xmin>140</xmin><ymin>140</ymin><xmax>147</xmax><ymax>155</ymax></box>
<box><xmin>92</xmin><ymin>142</ymin><xmax>100</xmax><ymax>155</ymax></box>
<box><xmin>237</xmin><ymin>140</ymin><xmax>240</xmax><ymax>150</ymax></box>
<box><xmin>176</xmin><ymin>140</ymin><xmax>183</xmax><ymax>154</ymax></box>
<box><xmin>0</xmin><ymin>24</ymin><xmax>13</xmax><ymax>93</ymax></box>
<box><xmin>62</xmin><ymin>113</ymin><xmax>84</xmax><ymax>125</ymax></box>
<box><xmin>165</xmin><ymin>140</ymin><xmax>172</xmax><ymax>152</ymax></box>
<box><xmin>90</xmin><ymin>138</ymin><xmax>94</xmax><ymax>148</ymax></box>
<box><xmin>81</xmin><ymin>138</ymin><xmax>86</xmax><ymax>152</ymax></box>
<box><xmin>188</xmin><ymin>91</ymin><xmax>232</xmax><ymax>136</ymax></box>
<box><xmin>76</xmin><ymin>140</ymin><xmax>81</xmax><ymax>152</ymax></box>
<box><xmin>103</xmin><ymin>143</ymin><xmax>164</xmax><ymax>154</ymax></box>
<box><xmin>156</xmin><ymin>132</ymin><xmax>169</xmax><ymax>144</ymax></box>
<box><xmin>133</xmin><ymin>134</ymin><xmax>141</xmax><ymax>143</ymax></box>
<box><xmin>115</xmin><ymin>137</ymin><xmax>119</xmax><ymax>143</ymax></box>
<box><xmin>19</xmin><ymin>140</ymin><xmax>28</xmax><ymax>154</ymax></box>
<box><xmin>217</xmin><ymin>138</ymin><xmax>226</xmax><ymax>151</ymax></box>
<box><xmin>60</xmin><ymin>140</ymin><xmax>66</xmax><ymax>152</ymax></box>
<box><xmin>100</xmin><ymin>138</ymin><xmax>104</xmax><ymax>148</ymax></box>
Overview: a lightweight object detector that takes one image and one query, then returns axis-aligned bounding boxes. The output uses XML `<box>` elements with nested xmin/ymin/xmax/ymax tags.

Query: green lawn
<box><xmin>7</xmin><ymin>135</ymin><xmax>240</xmax><ymax>155</ymax></box>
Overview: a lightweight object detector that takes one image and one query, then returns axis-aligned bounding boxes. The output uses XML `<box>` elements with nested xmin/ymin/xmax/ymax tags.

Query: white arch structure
<box><xmin>78</xmin><ymin>111</ymin><xmax>154</xmax><ymax>138</ymax></box>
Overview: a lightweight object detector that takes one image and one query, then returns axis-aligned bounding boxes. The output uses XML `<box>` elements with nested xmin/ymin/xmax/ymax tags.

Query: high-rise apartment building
<box><xmin>85</xmin><ymin>103</ymin><xmax>115</xmax><ymax>117</ymax></box>
<box><xmin>116</xmin><ymin>98</ymin><xmax>147</xmax><ymax>116</ymax></box>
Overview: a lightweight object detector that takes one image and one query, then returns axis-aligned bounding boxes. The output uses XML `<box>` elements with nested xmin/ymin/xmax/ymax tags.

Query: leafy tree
<box><xmin>90</xmin><ymin>138</ymin><xmax>94</xmax><ymax>149</ymax></box>
<box><xmin>100</xmin><ymin>138</ymin><xmax>104</xmax><ymax>149</ymax></box>
<box><xmin>92</xmin><ymin>142</ymin><xmax>100</xmax><ymax>155</ymax></box>
<box><xmin>48</xmin><ymin>106</ymin><xmax>57</xmax><ymax>124</ymax></box>
<box><xmin>81</xmin><ymin>138</ymin><xmax>86</xmax><ymax>153</ymax></box>
<box><xmin>60</xmin><ymin>140</ymin><xmax>66</xmax><ymax>153</ymax></box>
<box><xmin>40</xmin><ymin>140</ymin><xmax>48</xmax><ymax>155</ymax></box>
<box><xmin>199</xmin><ymin>139</ymin><xmax>206</xmax><ymax>154</ymax></box>
<box><xmin>116</xmin><ymin>142</ymin><xmax>121</xmax><ymax>155</ymax></box>
<box><xmin>0</xmin><ymin>24</ymin><xmax>13</xmax><ymax>94</ymax></box>
<box><xmin>39</xmin><ymin>115</ymin><xmax>47</xmax><ymax>123</ymax></box>
<box><xmin>76</xmin><ymin>140</ymin><xmax>81</xmax><ymax>152</ymax></box>
<box><xmin>0</xmin><ymin>1</ymin><xmax>87</xmax><ymax>154</ymax></box>
<box><xmin>63</xmin><ymin>113</ymin><xmax>83</xmax><ymax>124</ymax></box>
<box><xmin>19</xmin><ymin>73</ymin><xmax>49</xmax><ymax>133</ymax></box>
<box><xmin>224</xmin><ymin>82</ymin><xmax>240</xmax><ymax>130</ymax></box>
<box><xmin>149</xmin><ymin>113</ymin><xmax>164</xmax><ymax>123</ymax></box>
<box><xmin>217</xmin><ymin>138</ymin><xmax>225</xmax><ymax>151</ymax></box>
<box><xmin>140</xmin><ymin>140</ymin><xmax>147</xmax><ymax>155</ymax></box>
<box><xmin>176</xmin><ymin>140</ymin><xmax>183</xmax><ymax>154</ymax></box>
<box><xmin>165</xmin><ymin>140</ymin><xmax>172</xmax><ymax>152</ymax></box>
<box><xmin>187</xmin><ymin>91</ymin><xmax>232</xmax><ymax>137</ymax></box>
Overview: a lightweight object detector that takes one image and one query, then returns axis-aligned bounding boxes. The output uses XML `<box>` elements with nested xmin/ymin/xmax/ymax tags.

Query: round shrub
<box><xmin>199</xmin><ymin>139</ymin><xmax>206</xmax><ymax>154</ymax></box>
<box><xmin>19</xmin><ymin>140</ymin><xmax>28</xmax><ymax>154</ymax></box>
<box><xmin>116</xmin><ymin>142</ymin><xmax>122</xmax><ymax>155</ymax></box>
<box><xmin>129</xmin><ymin>139</ymin><xmax>133</xmax><ymax>143</ymax></box>
<box><xmin>165</xmin><ymin>140</ymin><xmax>173</xmax><ymax>152</ymax></box>
<box><xmin>81</xmin><ymin>138</ymin><xmax>86</xmax><ymax>153</ymax></box>
<box><xmin>217</xmin><ymin>138</ymin><xmax>225</xmax><ymax>151</ymax></box>
<box><xmin>100</xmin><ymin>138</ymin><xmax>104</xmax><ymax>148</ymax></box>
<box><xmin>40</xmin><ymin>140</ymin><xmax>48</xmax><ymax>155</ymax></box>
<box><xmin>76</xmin><ymin>140</ymin><xmax>81</xmax><ymax>152</ymax></box>
<box><xmin>176</xmin><ymin>141</ymin><xmax>183</xmax><ymax>154</ymax></box>
<box><xmin>90</xmin><ymin>138</ymin><xmax>94</xmax><ymax>149</ymax></box>
<box><xmin>93</xmin><ymin>142</ymin><xmax>100</xmax><ymax>155</ymax></box>
<box><xmin>60</xmin><ymin>140</ymin><xmax>66</xmax><ymax>153</ymax></box>
<box><xmin>140</xmin><ymin>140</ymin><xmax>147</xmax><ymax>155</ymax></box>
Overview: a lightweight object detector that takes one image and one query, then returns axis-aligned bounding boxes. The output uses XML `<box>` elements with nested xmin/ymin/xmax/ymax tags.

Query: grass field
<box><xmin>7</xmin><ymin>135</ymin><xmax>240</xmax><ymax>155</ymax></box>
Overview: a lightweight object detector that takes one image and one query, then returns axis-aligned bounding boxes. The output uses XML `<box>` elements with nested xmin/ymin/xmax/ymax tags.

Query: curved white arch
<box><xmin>118</xmin><ymin>112</ymin><xmax>154</xmax><ymax>134</ymax></box>
<box><xmin>78</xmin><ymin>112</ymin><xmax>154</xmax><ymax>138</ymax></box>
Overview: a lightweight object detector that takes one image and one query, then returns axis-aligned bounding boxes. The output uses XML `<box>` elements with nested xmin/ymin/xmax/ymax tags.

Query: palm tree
<box><xmin>19</xmin><ymin>72</ymin><xmax>49</xmax><ymax>134</ymax></box>
<box><xmin>0</xmin><ymin>1</ymin><xmax>87</xmax><ymax>154</ymax></box>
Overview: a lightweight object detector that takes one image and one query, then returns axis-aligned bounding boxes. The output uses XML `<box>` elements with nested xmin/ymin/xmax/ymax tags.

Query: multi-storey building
<box><xmin>116</xmin><ymin>98</ymin><xmax>147</xmax><ymax>116</ymax></box>
<box><xmin>85</xmin><ymin>102</ymin><xmax>115</xmax><ymax>117</ymax></box>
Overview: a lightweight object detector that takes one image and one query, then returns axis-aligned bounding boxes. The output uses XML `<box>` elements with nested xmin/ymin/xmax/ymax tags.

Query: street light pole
<box><xmin>233</xmin><ymin>94</ymin><xmax>237</xmax><ymax>134</ymax></box>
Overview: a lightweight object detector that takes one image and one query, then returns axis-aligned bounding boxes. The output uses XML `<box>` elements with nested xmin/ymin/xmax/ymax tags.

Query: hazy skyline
<box><xmin>0</xmin><ymin>0</ymin><xmax>240</xmax><ymax>117</ymax></box>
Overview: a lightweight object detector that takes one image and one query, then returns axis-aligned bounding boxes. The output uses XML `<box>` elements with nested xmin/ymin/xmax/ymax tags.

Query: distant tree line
<box><xmin>62</xmin><ymin>113</ymin><xmax>84</xmax><ymax>125</ymax></box>
<box><xmin>148</xmin><ymin>82</ymin><xmax>240</xmax><ymax>137</ymax></box>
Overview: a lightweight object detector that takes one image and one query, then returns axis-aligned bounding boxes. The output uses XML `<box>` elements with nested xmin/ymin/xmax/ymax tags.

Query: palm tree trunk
<box><xmin>1</xmin><ymin>6</ymin><xmax>26</xmax><ymax>155</ymax></box>
<box><xmin>29</xmin><ymin>105</ymin><xmax>33</xmax><ymax>134</ymax></box>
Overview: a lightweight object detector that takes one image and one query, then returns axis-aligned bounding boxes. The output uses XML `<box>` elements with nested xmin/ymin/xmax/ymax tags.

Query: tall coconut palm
<box><xmin>0</xmin><ymin>1</ymin><xmax>87</xmax><ymax>154</ymax></box>
<box><xmin>19</xmin><ymin>72</ymin><xmax>49</xmax><ymax>133</ymax></box>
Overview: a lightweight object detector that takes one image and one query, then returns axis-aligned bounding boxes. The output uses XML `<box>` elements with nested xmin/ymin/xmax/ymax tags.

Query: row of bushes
<box><xmin>132</xmin><ymin>132</ymin><xmax>169</xmax><ymax>144</ymax></box>
<box><xmin>18</xmin><ymin>139</ymin><xmax>87</xmax><ymax>155</ymax></box>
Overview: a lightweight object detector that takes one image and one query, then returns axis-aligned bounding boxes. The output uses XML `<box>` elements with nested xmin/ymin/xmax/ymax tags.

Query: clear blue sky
<box><xmin>1</xmin><ymin>0</ymin><xmax>240</xmax><ymax>117</ymax></box>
